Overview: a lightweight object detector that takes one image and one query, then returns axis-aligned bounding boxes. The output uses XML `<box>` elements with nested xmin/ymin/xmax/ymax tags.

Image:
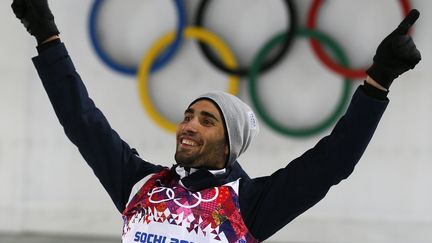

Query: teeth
<box><xmin>182</xmin><ymin>139</ymin><xmax>197</xmax><ymax>146</ymax></box>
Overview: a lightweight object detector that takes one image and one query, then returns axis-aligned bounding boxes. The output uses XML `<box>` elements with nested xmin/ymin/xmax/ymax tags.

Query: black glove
<box><xmin>11</xmin><ymin>0</ymin><xmax>59</xmax><ymax>44</ymax></box>
<box><xmin>366</xmin><ymin>9</ymin><xmax>421</xmax><ymax>89</ymax></box>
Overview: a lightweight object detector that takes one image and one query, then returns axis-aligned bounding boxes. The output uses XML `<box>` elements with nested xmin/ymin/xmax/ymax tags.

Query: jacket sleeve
<box><xmin>32</xmin><ymin>42</ymin><xmax>162</xmax><ymax>213</ymax></box>
<box><xmin>240</xmin><ymin>86</ymin><xmax>389</xmax><ymax>241</ymax></box>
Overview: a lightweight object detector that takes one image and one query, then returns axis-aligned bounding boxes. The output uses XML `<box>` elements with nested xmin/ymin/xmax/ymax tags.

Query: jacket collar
<box><xmin>170</xmin><ymin>161</ymin><xmax>249</xmax><ymax>192</ymax></box>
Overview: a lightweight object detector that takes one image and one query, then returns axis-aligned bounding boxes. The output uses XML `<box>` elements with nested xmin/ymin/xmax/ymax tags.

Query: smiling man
<box><xmin>175</xmin><ymin>99</ymin><xmax>229</xmax><ymax>169</ymax></box>
<box><xmin>12</xmin><ymin>0</ymin><xmax>421</xmax><ymax>242</ymax></box>
<box><xmin>175</xmin><ymin>93</ymin><xmax>258</xmax><ymax>171</ymax></box>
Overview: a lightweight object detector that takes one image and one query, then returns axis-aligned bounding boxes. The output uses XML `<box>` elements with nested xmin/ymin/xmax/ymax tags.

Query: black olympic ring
<box><xmin>194</xmin><ymin>0</ymin><xmax>298</xmax><ymax>76</ymax></box>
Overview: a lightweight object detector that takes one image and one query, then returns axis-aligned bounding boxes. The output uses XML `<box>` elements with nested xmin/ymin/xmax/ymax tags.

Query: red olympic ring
<box><xmin>306</xmin><ymin>0</ymin><xmax>412</xmax><ymax>79</ymax></box>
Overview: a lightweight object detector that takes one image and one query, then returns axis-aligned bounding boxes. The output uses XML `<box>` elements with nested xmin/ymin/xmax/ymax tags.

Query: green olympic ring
<box><xmin>248</xmin><ymin>28</ymin><xmax>353</xmax><ymax>137</ymax></box>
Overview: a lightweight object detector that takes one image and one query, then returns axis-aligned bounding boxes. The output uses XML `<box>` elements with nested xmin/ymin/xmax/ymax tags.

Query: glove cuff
<box><xmin>365</xmin><ymin>63</ymin><xmax>396</xmax><ymax>89</ymax></box>
<box><xmin>35</xmin><ymin>20</ymin><xmax>60</xmax><ymax>44</ymax></box>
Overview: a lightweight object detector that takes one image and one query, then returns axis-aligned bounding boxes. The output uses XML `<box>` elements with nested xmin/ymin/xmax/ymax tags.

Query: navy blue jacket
<box><xmin>32</xmin><ymin>42</ymin><xmax>388</xmax><ymax>241</ymax></box>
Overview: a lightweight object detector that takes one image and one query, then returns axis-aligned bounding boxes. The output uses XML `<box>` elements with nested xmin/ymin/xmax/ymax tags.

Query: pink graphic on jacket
<box><xmin>122</xmin><ymin>169</ymin><xmax>258</xmax><ymax>242</ymax></box>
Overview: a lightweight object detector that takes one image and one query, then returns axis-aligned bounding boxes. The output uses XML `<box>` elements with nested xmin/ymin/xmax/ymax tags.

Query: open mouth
<box><xmin>181</xmin><ymin>138</ymin><xmax>198</xmax><ymax>146</ymax></box>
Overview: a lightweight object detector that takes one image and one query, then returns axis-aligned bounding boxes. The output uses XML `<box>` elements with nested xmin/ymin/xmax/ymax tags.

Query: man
<box><xmin>12</xmin><ymin>0</ymin><xmax>421</xmax><ymax>242</ymax></box>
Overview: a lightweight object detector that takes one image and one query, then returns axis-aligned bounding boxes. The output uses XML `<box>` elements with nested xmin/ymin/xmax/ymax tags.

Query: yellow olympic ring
<box><xmin>137</xmin><ymin>27</ymin><xmax>240</xmax><ymax>133</ymax></box>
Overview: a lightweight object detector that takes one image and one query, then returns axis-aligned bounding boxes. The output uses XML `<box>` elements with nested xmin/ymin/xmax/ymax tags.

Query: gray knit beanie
<box><xmin>189</xmin><ymin>91</ymin><xmax>259</xmax><ymax>167</ymax></box>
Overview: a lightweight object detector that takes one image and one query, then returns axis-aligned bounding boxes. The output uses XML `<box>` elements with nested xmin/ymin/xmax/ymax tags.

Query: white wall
<box><xmin>1</xmin><ymin>0</ymin><xmax>431</xmax><ymax>242</ymax></box>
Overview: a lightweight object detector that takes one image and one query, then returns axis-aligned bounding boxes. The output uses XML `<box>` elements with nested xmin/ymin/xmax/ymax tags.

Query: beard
<box><xmin>174</xmin><ymin>141</ymin><xmax>227</xmax><ymax>169</ymax></box>
<box><xmin>174</xmin><ymin>149</ymin><xmax>199</xmax><ymax>167</ymax></box>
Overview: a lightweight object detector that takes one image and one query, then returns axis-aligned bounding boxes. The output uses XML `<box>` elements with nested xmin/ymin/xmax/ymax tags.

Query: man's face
<box><xmin>175</xmin><ymin>99</ymin><xmax>228</xmax><ymax>169</ymax></box>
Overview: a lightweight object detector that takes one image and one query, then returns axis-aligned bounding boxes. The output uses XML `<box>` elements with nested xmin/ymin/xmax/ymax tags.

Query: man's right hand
<box><xmin>11</xmin><ymin>0</ymin><xmax>59</xmax><ymax>44</ymax></box>
<box><xmin>366</xmin><ymin>9</ymin><xmax>421</xmax><ymax>89</ymax></box>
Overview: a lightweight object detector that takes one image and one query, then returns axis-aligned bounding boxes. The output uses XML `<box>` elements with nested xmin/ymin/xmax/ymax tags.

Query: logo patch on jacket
<box><xmin>122</xmin><ymin>169</ymin><xmax>258</xmax><ymax>243</ymax></box>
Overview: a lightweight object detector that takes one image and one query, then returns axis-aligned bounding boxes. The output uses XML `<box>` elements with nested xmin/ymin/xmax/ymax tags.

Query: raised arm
<box><xmin>12</xmin><ymin>0</ymin><xmax>162</xmax><ymax>212</ymax></box>
<box><xmin>241</xmin><ymin>9</ymin><xmax>422</xmax><ymax>241</ymax></box>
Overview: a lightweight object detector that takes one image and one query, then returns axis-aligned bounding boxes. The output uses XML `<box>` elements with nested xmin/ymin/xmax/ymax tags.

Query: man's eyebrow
<box><xmin>184</xmin><ymin>108</ymin><xmax>219</xmax><ymax>122</ymax></box>
<box><xmin>200</xmin><ymin>111</ymin><xmax>219</xmax><ymax>122</ymax></box>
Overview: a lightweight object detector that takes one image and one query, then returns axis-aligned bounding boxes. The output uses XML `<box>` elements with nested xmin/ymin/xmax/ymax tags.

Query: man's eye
<box><xmin>202</xmin><ymin>119</ymin><xmax>213</xmax><ymax>126</ymax></box>
<box><xmin>183</xmin><ymin>116</ymin><xmax>192</xmax><ymax>122</ymax></box>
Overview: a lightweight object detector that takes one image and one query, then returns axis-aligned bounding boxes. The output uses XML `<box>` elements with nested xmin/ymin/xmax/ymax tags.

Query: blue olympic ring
<box><xmin>88</xmin><ymin>0</ymin><xmax>187</xmax><ymax>75</ymax></box>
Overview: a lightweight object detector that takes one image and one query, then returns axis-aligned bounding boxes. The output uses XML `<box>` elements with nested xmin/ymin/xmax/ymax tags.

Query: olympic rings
<box><xmin>148</xmin><ymin>186</ymin><xmax>219</xmax><ymax>209</ymax></box>
<box><xmin>88</xmin><ymin>0</ymin><xmax>186</xmax><ymax>75</ymax></box>
<box><xmin>88</xmin><ymin>1</ymin><xmax>416</xmax><ymax>137</ymax></box>
<box><xmin>306</xmin><ymin>0</ymin><xmax>412</xmax><ymax>79</ymax></box>
<box><xmin>137</xmin><ymin>27</ymin><xmax>240</xmax><ymax>133</ymax></box>
<box><xmin>249</xmin><ymin>28</ymin><xmax>352</xmax><ymax>137</ymax></box>
<box><xmin>194</xmin><ymin>0</ymin><xmax>298</xmax><ymax>76</ymax></box>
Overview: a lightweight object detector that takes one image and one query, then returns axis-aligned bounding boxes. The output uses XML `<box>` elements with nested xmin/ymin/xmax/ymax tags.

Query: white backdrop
<box><xmin>1</xmin><ymin>0</ymin><xmax>431</xmax><ymax>242</ymax></box>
